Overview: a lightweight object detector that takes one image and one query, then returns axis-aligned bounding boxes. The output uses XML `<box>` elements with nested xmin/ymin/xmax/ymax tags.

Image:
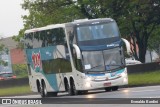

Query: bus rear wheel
<box><xmin>66</xmin><ymin>81</ymin><xmax>72</xmax><ymax>95</ymax></box>
<box><xmin>70</xmin><ymin>80</ymin><xmax>78</xmax><ymax>95</ymax></box>
<box><xmin>40</xmin><ymin>82</ymin><xmax>48</xmax><ymax>97</ymax></box>
<box><xmin>78</xmin><ymin>90</ymin><xmax>88</xmax><ymax>95</ymax></box>
<box><xmin>48</xmin><ymin>92</ymin><xmax>58</xmax><ymax>97</ymax></box>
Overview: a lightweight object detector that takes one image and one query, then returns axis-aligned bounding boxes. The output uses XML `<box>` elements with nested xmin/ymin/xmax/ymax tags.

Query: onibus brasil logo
<box><xmin>32</xmin><ymin>51</ymin><xmax>42</xmax><ymax>70</ymax></box>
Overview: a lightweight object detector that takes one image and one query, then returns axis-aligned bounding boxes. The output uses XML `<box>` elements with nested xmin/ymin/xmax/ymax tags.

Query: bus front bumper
<box><xmin>77</xmin><ymin>71</ymin><xmax>128</xmax><ymax>90</ymax></box>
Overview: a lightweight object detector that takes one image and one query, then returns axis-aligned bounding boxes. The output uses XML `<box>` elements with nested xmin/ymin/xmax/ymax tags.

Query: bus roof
<box><xmin>71</xmin><ymin>18</ymin><xmax>114</xmax><ymax>25</ymax></box>
<box><xmin>25</xmin><ymin>18</ymin><xmax>114</xmax><ymax>34</ymax></box>
<box><xmin>24</xmin><ymin>23</ymin><xmax>65</xmax><ymax>34</ymax></box>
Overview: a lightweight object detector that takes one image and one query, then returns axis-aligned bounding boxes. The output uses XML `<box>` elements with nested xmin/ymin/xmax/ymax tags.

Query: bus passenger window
<box><xmin>25</xmin><ymin>33</ymin><xmax>33</xmax><ymax>49</ymax></box>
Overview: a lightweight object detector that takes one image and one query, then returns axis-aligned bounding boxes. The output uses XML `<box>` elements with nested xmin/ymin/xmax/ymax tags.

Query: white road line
<box><xmin>131</xmin><ymin>89</ymin><xmax>160</xmax><ymax>93</ymax></box>
<box><xmin>142</xmin><ymin>96</ymin><xmax>160</xmax><ymax>98</ymax></box>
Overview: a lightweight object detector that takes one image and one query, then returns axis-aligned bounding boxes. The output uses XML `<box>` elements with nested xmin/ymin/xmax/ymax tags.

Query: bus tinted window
<box><xmin>25</xmin><ymin>28</ymin><xmax>66</xmax><ymax>48</ymax></box>
<box><xmin>25</xmin><ymin>33</ymin><xmax>33</xmax><ymax>49</ymax></box>
<box><xmin>33</xmin><ymin>32</ymin><xmax>42</xmax><ymax>48</ymax></box>
<box><xmin>42</xmin><ymin>58</ymin><xmax>72</xmax><ymax>74</ymax></box>
<box><xmin>44</xmin><ymin>28</ymin><xmax>65</xmax><ymax>46</ymax></box>
<box><xmin>77</xmin><ymin>22</ymin><xmax>119</xmax><ymax>41</ymax></box>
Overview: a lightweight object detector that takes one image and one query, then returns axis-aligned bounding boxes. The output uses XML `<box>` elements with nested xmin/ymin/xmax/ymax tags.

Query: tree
<box><xmin>105</xmin><ymin>0</ymin><xmax>160</xmax><ymax>63</ymax></box>
<box><xmin>15</xmin><ymin>0</ymin><xmax>160</xmax><ymax>63</ymax></box>
<box><xmin>0</xmin><ymin>44</ymin><xmax>5</xmax><ymax>52</ymax></box>
<box><xmin>13</xmin><ymin>0</ymin><xmax>85</xmax><ymax>41</ymax></box>
<box><xmin>148</xmin><ymin>26</ymin><xmax>160</xmax><ymax>57</ymax></box>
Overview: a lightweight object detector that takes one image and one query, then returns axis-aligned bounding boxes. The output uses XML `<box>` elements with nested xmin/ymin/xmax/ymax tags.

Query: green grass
<box><xmin>128</xmin><ymin>70</ymin><xmax>160</xmax><ymax>86</ymax></box>
<box><xmin>0</xmin><ymin>85</ymin><xmax>32</xmax><ymax>97</ymax></box>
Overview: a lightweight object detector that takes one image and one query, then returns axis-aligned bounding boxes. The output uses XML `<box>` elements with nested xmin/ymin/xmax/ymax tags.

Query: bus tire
<box><xmin>48</xmin><ymin>92</ymin><xmax>58</xmax><ymax>97</ymax></box>
<box><xmin>36</xmin><ymin>80</ymin><xmax>41</xmax><ymax>93</ymax></box>
<box><xmin>65</xmin><ymin>80</ymin><xmax>72</xmax><ymax>95</ymax></box>
<box><xmin>40</xmin><ymin>81</ymin><xmax>48</xmax><ymax>97</ymax></box>
<box><xmin>67</xmin><ymin>83</ymin><xmax>72</xmax><ymax>96</ymax></box>
<box><xmin>64</xmin><ymin>79</ymin><xmax>71</xmax><ymax>95</ymax></box>
<box><xmin>105</xmin><ymin>87</ymin><xmax>112</xmax><ymax>92</ymax></box>
<box><xmin>112</xmin><ymin>86</ymin><xmax>119</xmax><ymax>91</ymax></box>
<box><xmin>78</xmin><ymin>90</ymin><xmax>88</xmax><ymax>95</ymax></box>
<box><xmin>70</xmin><ymin>80</ymin><xmax>78</xmax><ymax>95</ymax></box>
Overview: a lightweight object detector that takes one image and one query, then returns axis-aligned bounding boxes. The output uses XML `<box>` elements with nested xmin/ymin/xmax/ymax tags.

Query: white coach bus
<box><xmin>24</xmin><ymin>18</ymin><xmax>128</xmax><ymax>97</ymax></box>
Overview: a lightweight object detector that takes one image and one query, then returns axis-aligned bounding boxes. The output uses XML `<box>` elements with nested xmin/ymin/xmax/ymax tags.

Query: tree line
<box><xmin>14</xmin><ymin>0</ymin><xmax>160</xmax><ymax>63</ymax></box>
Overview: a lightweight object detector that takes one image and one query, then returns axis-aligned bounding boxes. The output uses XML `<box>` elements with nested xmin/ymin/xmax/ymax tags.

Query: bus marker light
<box><xmin>86</xmin><ymin>77</ymin><xmax>91</xmax><ymax>81</ymax></box>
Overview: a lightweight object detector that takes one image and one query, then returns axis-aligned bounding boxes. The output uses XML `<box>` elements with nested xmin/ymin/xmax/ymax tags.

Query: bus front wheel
<box><xmin>105</xmin><ymin>87</ymin><xmax>112</xmax><ymax>92</ymax></box>
<box><xmin>112</xmin><ymin>86</ymin><xmax>119</xmax><ymax>91</ymax></box>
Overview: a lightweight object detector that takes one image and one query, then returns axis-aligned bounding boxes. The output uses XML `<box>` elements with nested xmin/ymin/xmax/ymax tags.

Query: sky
<box><xmin>0</xmin><ymin>0</ymin><xmax>27</xmax><ymax>38</ymax></box>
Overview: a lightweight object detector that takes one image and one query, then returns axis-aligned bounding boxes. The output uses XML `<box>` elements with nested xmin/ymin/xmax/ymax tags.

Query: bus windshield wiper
<box><xmin>106</xmin><ymin>64</ymin><xmax>122</xmax><ymax>67</ymax></box>
<box><xmin>90</xmin><ymin>64</ymin><xmax>103</xmax><ymax>69</ymax></box>
<box><xmin>105</xmin><ymin>64</ymin><xmax>124</xmax><ymax>71</ymax></box>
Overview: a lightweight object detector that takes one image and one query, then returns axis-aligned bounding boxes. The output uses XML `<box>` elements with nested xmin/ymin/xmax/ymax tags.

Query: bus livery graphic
<box><xmin>32</xmin><ymin>51</ymin><xmax>41</xmax><ymax>69</ymax></box>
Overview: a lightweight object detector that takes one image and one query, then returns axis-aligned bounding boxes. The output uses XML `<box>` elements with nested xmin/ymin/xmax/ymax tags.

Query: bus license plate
<box><xmin>104</xmin><ymin>82</ymin><xmax>111</xmax><ymax>86</ymax></box>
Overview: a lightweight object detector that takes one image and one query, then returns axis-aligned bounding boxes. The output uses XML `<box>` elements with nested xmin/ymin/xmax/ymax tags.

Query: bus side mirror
<box><xmin>73</xmin><ymin>44</ymin><xmax>81</xmax><ymax>59</ymax></box>
<box><xmin>121</xmin><ymin>38</ymin><xmax>131</xmax><ymax>55</ymax></box>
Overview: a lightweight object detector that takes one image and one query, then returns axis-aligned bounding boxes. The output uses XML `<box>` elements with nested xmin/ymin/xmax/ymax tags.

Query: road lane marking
<box><xmin>131</xmin><ymin>89</ymin><xmax>160</xmax><ymax>93</ymax></box>
<box><xmin>121</xmin><ymin>87</ymin><xmax>160</xmax><ymax>93</ymax></box>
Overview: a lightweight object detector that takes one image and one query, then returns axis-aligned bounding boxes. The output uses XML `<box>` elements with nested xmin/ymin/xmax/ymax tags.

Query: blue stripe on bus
<box><xmin>44</xmin><ymin>74</ymin><xmax>58</xmax><ymax>91</ymax></box>
<box><xmin>86</xmin><ymin>68</ymin><xmax>125</xmax><ymax>77</ymax></box>
<box><xmin>116</xmin><ymin>68</ymin><xmax>125</xmax><ymax>74</ymax></box>
<box><xmin>86</xmin><ymin>73</ymin><xmax>105</xmax><ymax>76</ymax></box>
<box><xmin>110</xmin><ymin>68</ymin><xmax>125</xmax><ymax>77</ymax></box>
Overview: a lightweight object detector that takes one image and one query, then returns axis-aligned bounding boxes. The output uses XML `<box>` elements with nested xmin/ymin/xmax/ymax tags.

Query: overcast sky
<box><xmin>0</xmin><ymin>0</ymin><xmax>27</xmax><ymax>38</ymax></box>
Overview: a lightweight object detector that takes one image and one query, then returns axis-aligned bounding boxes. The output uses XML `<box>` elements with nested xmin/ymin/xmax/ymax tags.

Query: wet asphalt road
<box><xmin>1</xmin><ymin>85</ymin><xmax>160</xmax><ymax>107</ymax></box>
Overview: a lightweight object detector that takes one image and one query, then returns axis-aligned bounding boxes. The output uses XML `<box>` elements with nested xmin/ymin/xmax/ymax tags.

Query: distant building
<box><xmin>0</xmin><ymin>37</ymin><xmax>26</xmax><ymax>64</ymax></box>
<box><xmin>0</xmin><ymin>37</ymin><xmax>18</xmax><ymax>49</ymax></box>
<box><xmin>10</xmin><ymin>48</ymin><xmax>26</xmax><ymax>64</ymax></box>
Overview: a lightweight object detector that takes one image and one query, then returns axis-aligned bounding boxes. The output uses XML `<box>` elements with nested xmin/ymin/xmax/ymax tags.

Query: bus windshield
<box><xmin>77</xmin><ymin>22</ymin><xmax>119</xmax><ymax>42</ymax></box>
<box><xmin>82</xmin><ymin>48</ymin><xmax>124</xmax><ymax>72</ymax></box>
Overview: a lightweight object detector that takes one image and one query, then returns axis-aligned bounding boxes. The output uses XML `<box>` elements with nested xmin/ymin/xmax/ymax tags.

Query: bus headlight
<box><xmin>85</xmin><ymin>82</ymin><xmax>91</xmax><ymax>87</ymax></box>
<box><xmin>121</xmin><ymin>72</ymin><xmax>126</xmax><ymax>77</ymax></box>
<box><xmin>86</xmin><ymin>76</ymin><xmax>95</xmax><ymax>81</ymax></box>
<box><xmin>86</xmin><ymin>77</ymin><xmax>92</xmax><ymax>81</ymax></box>
<box><xmin>123</xmin><ymin>77</ymin><xmax>128</xmax><ymax>83</ymax></box>
<box><xmin>121</xmin><ymin>71</ymin><xmax>127</xmax><ymax>77</ymax></box>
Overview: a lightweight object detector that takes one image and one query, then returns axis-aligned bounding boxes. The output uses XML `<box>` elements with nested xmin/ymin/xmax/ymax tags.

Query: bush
<box><xmin>12</xmin><ymin>64</ymin><xmax>28</xmax><ymax>78</ymax></box>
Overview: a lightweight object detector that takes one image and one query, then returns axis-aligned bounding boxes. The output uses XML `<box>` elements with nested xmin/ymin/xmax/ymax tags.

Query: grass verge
<box><xmin>128</xmin><ymin>70</ymin><xmax>160</xmax><ymax>86</ymax></box>
<box><xmin>0</xmin><ymin>85</ymin><xmax>32</xmax><ymax>97</ymax></box>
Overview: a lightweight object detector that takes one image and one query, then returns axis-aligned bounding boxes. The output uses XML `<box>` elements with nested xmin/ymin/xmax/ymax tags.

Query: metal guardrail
<box><xmin>127</xmin><ymin>62</ymin><xmax>160</xmax><ymax>74</ymax></box>
<box><xmin>0</xmin><ymin>77</ymin><xmax>29</xmax><ymax>88</ymax></box>
<box><xmin>0</xmin><ymin>62</ymin><xmax>160</xmax><ymax>88</ymax></box>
